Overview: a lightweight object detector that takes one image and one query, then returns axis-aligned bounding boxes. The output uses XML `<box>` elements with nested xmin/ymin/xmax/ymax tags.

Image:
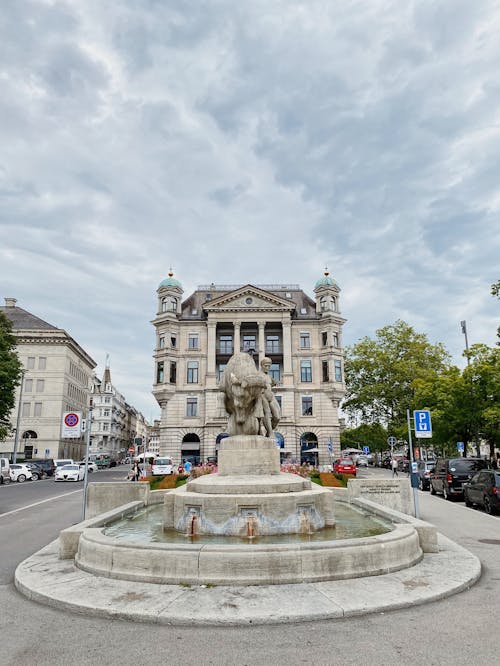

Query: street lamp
<box><xmin>460</xmin><ymin>320</ymin><xmax>470</xmax><ymax>366</ymax></box>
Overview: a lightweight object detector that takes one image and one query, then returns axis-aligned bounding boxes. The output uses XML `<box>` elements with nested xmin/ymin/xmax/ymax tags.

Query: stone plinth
<box><xmin>217</xmin><ymin>435</ymin><xmax>280</xmax><ymax>475</ymax></box>
<box><xmin>347</xmin><ymin>478</ymin><xmax>414</xmax><ymax>515</ymax></box>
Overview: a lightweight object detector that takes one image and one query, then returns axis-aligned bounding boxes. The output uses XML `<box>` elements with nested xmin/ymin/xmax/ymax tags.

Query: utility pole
<box><xmin>461</xmin><ymin>320</ymin><xmax>480</xmax><ymax>457</ymax></box>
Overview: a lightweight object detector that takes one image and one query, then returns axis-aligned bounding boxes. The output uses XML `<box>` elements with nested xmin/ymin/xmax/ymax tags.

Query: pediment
<box><xmin>203</xmin><ymin>285</ymin><xmax>296</xmax><ymax>312</ymax></box>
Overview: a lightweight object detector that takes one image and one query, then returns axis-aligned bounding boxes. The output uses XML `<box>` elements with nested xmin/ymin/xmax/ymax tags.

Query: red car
<box><xmin>333</xmin><ymin>458</ymin><xmax>357</xmax><ymax>476</ymax></box>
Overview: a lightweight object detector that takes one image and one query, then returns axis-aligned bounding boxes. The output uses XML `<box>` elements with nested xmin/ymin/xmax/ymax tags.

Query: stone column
<box><xmin>207</xmin><ymin>322</ymin><xmax>216</xmax><ymax>374</ymax></box>
<box><xmin>234</xmin><ymin>321</ymin><xmax>241</xmax><ymax>354</ymax></box>
<box><xmin>282</xmin><ymin>320</ymin><xmax>292</xmax><ymax>374</ymax></box>
<box><xmin>258</xmin><ymin>322</ymin><xmax>266</xmax><ymax>363</ymax></box>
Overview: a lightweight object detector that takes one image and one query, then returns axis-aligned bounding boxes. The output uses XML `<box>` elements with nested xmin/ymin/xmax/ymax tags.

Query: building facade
<box><xmin>0</xmin><ymin>298</ymin><xmax>96</xmax><ymax>460</ymax></box>
<box><xmin>151</xmin><ymin>272</ymin><xmax>346</xmax><ymax>466</ymax></box>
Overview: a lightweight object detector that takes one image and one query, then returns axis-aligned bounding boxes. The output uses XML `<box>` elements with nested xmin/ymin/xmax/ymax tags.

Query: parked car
<box><xmin>53</xmin><ymin>458</ymin><xmax>74</xmax><ymax>471</ymax></box>
<box><xmin>416</xmin><ymin>460</ymin><xmax>435</xmax><ymax>490</ymax></box>
<box><xmin>429</xmin><ymin>457</ymin><xmax>490</xmax><ymax>500</ymax></box>
<box><xmin>30</xmin><ymin>458</ymin><xmax>56</xmax><ymax>477</ymax></box>
<box><xmin>355</xmin><ymin>455</ymin><xmax>369</xmax><ymax>467</ymax></box>
<box><xmin>23</xmin><ymin>462</ymin><xmax>46</xmax><ymax>480</ymax></box>
<box><xmin>0</xmin><ymin>457</ymin><xmax>10</xmax><ymax>484</ymax></box>
<box><xmin>463</xmin><ymin>470</ymin><xmax>500</xmax><ymax>514</ymax></box>
<box><xmin>78</xmin><ymin>461</ymin><xmax>98</xmax><ymax>473</ymax></box>
<box><xmin>333</xmin><ymin>458</ymin><xmax>357</xmax><ymax>476</ymax></box>
<box><xmin>54</xmin><ymin>464</ymin><xmax>85</xmax><ymax>482</ymax></box>
<box><xmin>9</xmin><ymin>464</ymin><xmax>33</xmax><ymax>483</ymax></box>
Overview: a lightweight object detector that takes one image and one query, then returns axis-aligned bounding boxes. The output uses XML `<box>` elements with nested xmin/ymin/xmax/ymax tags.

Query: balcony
<box><xmin>265</xmin><ymin>345</ymin><xmax>282</xmax><ymax>355</ymax></box>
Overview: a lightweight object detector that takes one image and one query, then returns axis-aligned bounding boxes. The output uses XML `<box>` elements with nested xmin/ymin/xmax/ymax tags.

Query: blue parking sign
<box><xmin>414</xmin><ymin>410</ymin><xmax>432</xmax><ymax>438</ymax></box>
<box><xmin>457</xmin><ymin>441</ymin><xmax>464</xmax><ymax>452</ymax></box>
<box><xmin>363</xmin><ymin>446</ymin><xmax>370</xmax><ymax>454</ymax></box>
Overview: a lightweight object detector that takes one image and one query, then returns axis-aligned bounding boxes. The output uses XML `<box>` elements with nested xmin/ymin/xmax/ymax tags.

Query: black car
<box><xmin>29</xmin><ymin>458</ymin><xmax>56</xmax><ymax>477</ymax></box>
<box><xmin>429</xmin><ymin>457</ymin><xmax>490</xmax><ymax>500</ymax></box>
<box><xmin>464</xmin><ymin>470</ymin><xmax>500</xmax><ymax>514</ymax></box>
<box><xmin>23</xmin><ymin>462</ymin><xmax>46</xmax><ymax>480</ymax></box>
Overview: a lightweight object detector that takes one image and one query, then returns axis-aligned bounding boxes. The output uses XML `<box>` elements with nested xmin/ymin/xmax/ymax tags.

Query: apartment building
<box><xmin>151</xmin><ymin>271</ymin><xmax>346</xmax><ymax>467</ymax></box>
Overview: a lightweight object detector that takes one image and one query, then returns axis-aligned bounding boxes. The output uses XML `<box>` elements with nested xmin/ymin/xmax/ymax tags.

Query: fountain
<box><xmin>74</xmin><ymin>353</ymin><xmax>424</xmax><ymax>585</ymax></box>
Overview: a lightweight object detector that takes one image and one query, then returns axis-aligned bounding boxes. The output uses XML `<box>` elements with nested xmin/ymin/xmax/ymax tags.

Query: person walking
<box><xmin>391</xmin><ymin>457</ymin><xmax>399</xmax><ymax>477</ymax></box>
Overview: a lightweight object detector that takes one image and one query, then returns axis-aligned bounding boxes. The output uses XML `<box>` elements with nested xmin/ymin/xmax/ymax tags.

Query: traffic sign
<box><xmin>363</xmin><ymin>446</ymin><xmax>370</xmax><ymax>454</ymax></box>
<box><xmin>457</xmin><ymin>441</ymin><xmax>464</xmax><ymax>453</ymax></box>
<box><xmin>387</xmin><ymin>436</ymin><xmax>397</xmax><ymax>447</ymax></box>
<box><xmin>61</xmin><ymin>411</ymin><xmax>82</xmax><ymax>438</ymax></box>
<box><xmin>326</xmin><ymin>442</ymin><xmax>333</xmax><ymax>453</ymax></box>
<box><xmin>414</xmin><ymin>410</ymin><xmax>432</xmax><ymax>438</ymax></box>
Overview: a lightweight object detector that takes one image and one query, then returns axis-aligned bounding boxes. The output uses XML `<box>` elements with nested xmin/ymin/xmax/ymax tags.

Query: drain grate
<box><xmin>478</xmin><ymin>539</ymin><xmax>500</xmax><ymax>545</ymax></box>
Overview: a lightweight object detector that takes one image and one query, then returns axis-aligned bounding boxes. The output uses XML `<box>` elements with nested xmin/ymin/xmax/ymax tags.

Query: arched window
<box><xmin>161</xmin><ymin>297</ymin><xmax>168</xmax><ymax>312</ymax></box>
<box><xmin>320</xmin><ymin>296</ymin><xmax>327</xmax><ymax>311</ymax></box>
<box><xmin>330</xmin><ymin>296</ymin><xmax>336</xmax><ymax>311</ymax></box>
<box><xmin>168</xmin><ymin>297</ymin><xmax>177</xmax><ymax>311</ymax></box>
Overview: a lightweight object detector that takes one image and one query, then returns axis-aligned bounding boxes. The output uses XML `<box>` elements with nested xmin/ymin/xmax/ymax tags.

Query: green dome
<box><xmin>315</xmin><ymin>275</ymin><xmax>338</xmax><ymax>289</ymax></box>
<box><xmin>159</xmin><ymin>271</ymin><xmax>182</xmax><ymax>289</ymax></box>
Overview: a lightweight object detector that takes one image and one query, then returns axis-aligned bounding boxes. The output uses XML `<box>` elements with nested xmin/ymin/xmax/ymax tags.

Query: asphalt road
<box><xmin>1</xmin><ymin>466</ymin><xmax>499</xmax><ymax>666</ymax></box>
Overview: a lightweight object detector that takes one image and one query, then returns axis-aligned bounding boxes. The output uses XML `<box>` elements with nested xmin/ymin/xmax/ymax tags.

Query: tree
<box><xmin>492</xmin><ymin>279</ymin><xmax>500</xmax><ymax>344</ymax></box>
<box><xmin>340</xmin><ymin>423</ymin><xmax>388</xmax><ymax>454</ymax></box>
<box><xmin>0</xmin><ymin>311</ymin><xmax>22</xmax><ymax>441</ymax></box>
<box><xmin>343</xmin><ymin>320</ymin><xmax>450</xmax><ymax>431</ymax></box>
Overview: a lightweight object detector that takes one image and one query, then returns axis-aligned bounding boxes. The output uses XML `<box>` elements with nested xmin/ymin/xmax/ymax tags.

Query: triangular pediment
<box><xmin>203</xmin><ymin>285</ymin><xmax>296</xmax><ymax>312</ymax></box>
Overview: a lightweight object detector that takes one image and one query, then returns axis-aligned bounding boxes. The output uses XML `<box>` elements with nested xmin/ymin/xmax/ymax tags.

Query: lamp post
<box><xmin>12</xmin><ymin>369</ymin><xmax>26</xmax><ymax>464</ymax></box>
<box><xmin>461</xmin><ymin>320</ymin><xmax>480</xmax><ymax>456</ymax></box>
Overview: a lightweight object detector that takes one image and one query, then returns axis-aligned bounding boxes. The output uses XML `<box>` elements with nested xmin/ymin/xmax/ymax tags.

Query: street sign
<box><xmin>61</xmin><ymin>411</ymin><xmax>82</xmax><ymax>438</ymax></box>
<box><xmin>457</xmin><ymin>441</ymin><xmax>464</xmax><ymax>453</ymax></box>
<box><xmin>387</xmin><ymin>436</ymin><xmax>397</xmax><ymax>447</ymax></box>
<box><xmin>363</xmin><ymin>446</ymin><xmax>370</xmax><ymax>454</ymax></box>
<box><xmin>128</xmin><ymin>447</ymin><xmax>134</xmax><ymax>453</ymax></box>
<box><xmin>413</xmin><ymin>410</ymin><xmax>432</xmax><ymax>438</ymax></box>
<box><xmin>326</xmin><ymin>442</ymin><xmax>333</xmax><ymax>453</ymax></box>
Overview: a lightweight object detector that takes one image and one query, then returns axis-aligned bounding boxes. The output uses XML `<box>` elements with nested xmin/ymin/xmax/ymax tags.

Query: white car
<box><xmin>54</xmin><ymin>464</ymin><xmax>85</xmax><ymax>482</ymax></box>
<box><xmin>78</xmin><ymin>461</ymin><xmax>98</xmax><ymax>473</ymax></box>
<box><xmin>9</xmin><ymin>464</ymin><xmax>33</xmax><ymax>483</ymax></box>
<box><xmin>151</xmin><ymin>457</ymin><xmax>175</xmax><ymax>476</ymax></box>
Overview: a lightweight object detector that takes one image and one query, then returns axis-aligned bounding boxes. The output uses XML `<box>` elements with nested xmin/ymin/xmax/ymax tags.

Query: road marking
<box><xmin>0</xmin><ymin>489</ymin><xmax>82</xmax><ymax>519</ymax></box>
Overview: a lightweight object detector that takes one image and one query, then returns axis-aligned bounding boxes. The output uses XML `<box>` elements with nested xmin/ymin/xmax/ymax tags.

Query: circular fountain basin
<box><xmin>75</xmin><ymin>503</ymin><xmax>423</xmax><ymax>586</ymax></box>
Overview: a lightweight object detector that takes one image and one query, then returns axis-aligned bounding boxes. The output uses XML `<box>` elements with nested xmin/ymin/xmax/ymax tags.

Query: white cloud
<box><xmin>1</xmin><ymin>0</ymin><xmax>499</xmax><ymax>417</ymax></box>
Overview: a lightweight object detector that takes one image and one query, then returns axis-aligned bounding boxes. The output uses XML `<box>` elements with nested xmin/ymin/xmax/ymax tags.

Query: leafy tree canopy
<box><xmin>340</xmin><ymin>423</ymin><xmax>388</xmax><ymax>453</ymax></box>
<box><xmin>343</xmin><ymin>320</ymin><xmax>450</xmax><ymax>430</ymax></box>
<box><xmin>0</xmin><ymin>311</ymin><xmax>22</xmax><ymax>441</ymax></box>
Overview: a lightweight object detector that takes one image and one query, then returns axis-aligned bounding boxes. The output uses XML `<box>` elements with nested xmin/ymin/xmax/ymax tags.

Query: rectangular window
<box><xmin>104</xmin><ymin>409</ymin><xmax>110</xmax><ymax>417</ymax></box>
<box><xmin>275</xmin><ymin>395</ymin><xmax>282</xmax><ymax>409</ymax></box>
<box><xmin>22</xmin><ymin>402</ymin><xmax>31</xmax><ymax>417</ymax></box>
<box><xmin>333</xmin><ymin>333</ymin><xmax>339</xmax><ymax>347</ymax></box>
<box><xmin>25</xmin><ymin>378</ymin><xmax>33</xmax><ymax>392</ymax></box>
<box><xmin>300</xmin><ymin>360</ymin><xmax>312</xmax><ymax>382</ymax></box>
<box><xmin>322</xmin><ymin>361</ymin><xmax>329</xmax><ymax>382</ymax></box>
<box><xmin>242</xmin><ymin>335</ymin><xmax>256</xmax><ymax>352</ymax></box>
<box><xmin>34</xmin><ymin>402</ymin><xmax>42</xmax><ymax>417</ymax></box>
<box><xmin>169</xmin><ymin>361</ymin><xmax>177</xmax><ymax>383</ymax></box>
<box><xmin>104</xmin><ymin>397</ymin><xmax>111</xmax><ymax>404</ymax></box>
<box><xmin>186</xmin><ymin>397</ymin><xmax>198</xmax><ymax>417</ymax></box>
<box><xmin>27</xmin><ymin>357</ymin><xmax>35</xmax><ymax>369</ymax></box>
<box><xmin>156</xmin><ymin>361</ymin><xmax>164</xmax><ymax>384</ymax></box>
<box><xmin>219</xmin><ymin>335</ymin><xmax>233</xmax><ymax>354</ymax></box>
<box><xmin>335</xmin><ymin>360</ymin><xmax>342</xmax><ymax>381</ymax></box>
<box><xmin>188</xmin><ymin>333</ymin><xmax>199</xmax><ymax>350</ymax></box>
<box><xmin>300</xmin><ymin>332</ymin><xmax>310</xmax><ymax>349</ymax></box>
<box><xmin>159</xmin><ymin>336</ymin><xmax>165</xmax><ymax>349</ymax></box>
<box><xmin>322</xmin><ymin>331</ymin><xmax>328</xmax><ymax>346</ymax></box>
<box><xmin>270</xmin><ymin>363</ymin><xmax>281</xmax><ymax>381</ymax></box>
<box><xmin>187</xmin><ymin>361</ymin><xmax>199</xmax><ymax>383</ymax></box>
<box><xmin>302</xmin><ymin>396</ymin><xmax>313</xmax><ymax>416</ymax></box>
<box><xmin>38</xmin><ymin>357</ymin><xmax>46</xmax><ymax>370</ymax></box>
<box><xmin>266</xmin><ymin>335</ymin><xmax>280</xmax><ymax>353</ymax></box>
<box><xmin>36</xmin><ymin>379</ymin><xmax>45</xmax><ymax>392</ymax></box>
<box><xmin>218</xmin><ymin>363</ymin><xmax>227</xmax><ymax>381</ymax></box>
<box><xmin>171</xmin><ymin>336</ymin><xmax>177</xmax><ymax>348</ymax></box>
<box><xmin>103</xmin><ymin>423</ymin><xmax>109</xmax><ymax>431</ymax></box>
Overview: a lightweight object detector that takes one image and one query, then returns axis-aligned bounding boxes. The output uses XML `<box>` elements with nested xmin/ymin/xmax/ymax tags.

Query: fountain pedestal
<box><xmin>164</xmin><ymin>435</ymin><xmax>335</xmax><ymax>536</ymax></box>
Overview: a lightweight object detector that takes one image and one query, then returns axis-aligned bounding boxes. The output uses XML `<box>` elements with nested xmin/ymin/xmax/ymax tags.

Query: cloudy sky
<box><xmin>1</xmin><ymin>0</ymin><xmax>499</xmax><ymax>420</ymax></box>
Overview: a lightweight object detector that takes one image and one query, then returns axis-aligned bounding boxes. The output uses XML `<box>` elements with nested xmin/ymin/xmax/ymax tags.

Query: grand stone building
<box><xmin>152</xmin><ymin>271</ymin><xmax>346</xmax><ymax>467</ymax></box>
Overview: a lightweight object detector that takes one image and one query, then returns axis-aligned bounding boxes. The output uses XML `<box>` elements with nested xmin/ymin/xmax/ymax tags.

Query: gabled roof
<box><xmin>0</xmin><ymin>305</ymin><xmax>58</xmax><ymax>331</ymax></box>
<box><xmin>202</xmin><ymin>284</ymin><xmax>296</xmax><ymax>313</ymax></box>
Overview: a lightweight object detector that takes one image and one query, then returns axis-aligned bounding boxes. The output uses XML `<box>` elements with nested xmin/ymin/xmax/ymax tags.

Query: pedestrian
<box><xmin>491</xmin><ymin>456</ymin><xmax>498</xmax><ymax>470</ymax></box>
<box><xmin>391</xmin><ymin>458</ymin><xmax>399</xmax><ymax>477</ymax></box>
<box><xmin>133</xmin><ymin>462</ymin><xmax>140</xmax><ymax>482</ymax></box>
<box><xmin>184</xmin><ymin>460</ymin><xmax>192</xmax><ymax>474</ymax></box>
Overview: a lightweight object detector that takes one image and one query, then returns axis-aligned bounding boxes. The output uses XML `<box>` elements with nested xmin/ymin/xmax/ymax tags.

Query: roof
<box><xmin>0</xmin><ymin>305</ymin><xmax>58</xmax><ymax>331</ymax></box>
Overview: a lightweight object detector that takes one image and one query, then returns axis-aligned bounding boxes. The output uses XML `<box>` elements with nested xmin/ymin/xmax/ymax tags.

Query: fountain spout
<box><xmin>186</xmin><ymin>513</ymin><xmax>198</xmax><ymax>537</ymax></box>
<box><xmin>246</xmin><ymin>515</ymin><xmax>258</xmax><ymax>539</ymax></box>
<box><xmin>299</xmin><ymin>511</ymin><xmax>312</xmax><ymax>535</ymax></box>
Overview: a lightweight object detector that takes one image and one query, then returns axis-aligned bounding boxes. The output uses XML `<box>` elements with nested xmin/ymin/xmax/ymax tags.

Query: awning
<box><xmin>181</xmin><ymin>442</ymin><xmax>200</xmax><ymax>451</ymax></box>
<box><xmin>302</xmin><ymin>447</ymin><xmax>319</xmax><ymax>453</ymax></box>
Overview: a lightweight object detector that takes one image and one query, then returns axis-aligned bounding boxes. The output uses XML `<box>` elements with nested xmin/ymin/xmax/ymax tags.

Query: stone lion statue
<box><xmin>221</xmin><ymin>353</ymin><xmax>280</xmax><ymax>437</ymax></box>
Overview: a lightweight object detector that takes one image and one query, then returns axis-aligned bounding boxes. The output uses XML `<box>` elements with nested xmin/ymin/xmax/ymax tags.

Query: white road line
<box><xmin>0</xmin><ymin>489</ymin><xmax>82</xmax><ymax>518</ymax></box>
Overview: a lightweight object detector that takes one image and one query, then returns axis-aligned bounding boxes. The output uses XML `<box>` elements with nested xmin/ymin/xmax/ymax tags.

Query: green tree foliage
<box><xmin>0</xmin><ymin>311</ymin><xmax>22</xmax><ymax>440</ymax></box>
<box><xmin>415</xmin><ymin>344</ymin><xmax>500</xmax><ymax>456</ymax></box>
<box><xmin>492</xmin><ymin>279</ymin><xmax>500</xmax><ymax>343</ymax></box>
<box><xmin>343</xmin><ymin>320</ymin><xmax>450</xmax><ymax>430</ymax></box>
<box><xmin>340</xmin><ymin>423</ymin><xmax>388</xmax><ymax>454</ymax></box>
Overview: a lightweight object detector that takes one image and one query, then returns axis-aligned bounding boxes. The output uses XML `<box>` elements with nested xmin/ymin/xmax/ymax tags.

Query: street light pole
<box><xmin>461</xmin><ymin>320</ymin><xmax>480</xmax><ymax>456</ymax></box>
<box><xmin>12</xmin><ymin>369</ymin><xmax>26</xmax><ymax>464</ymax></box>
